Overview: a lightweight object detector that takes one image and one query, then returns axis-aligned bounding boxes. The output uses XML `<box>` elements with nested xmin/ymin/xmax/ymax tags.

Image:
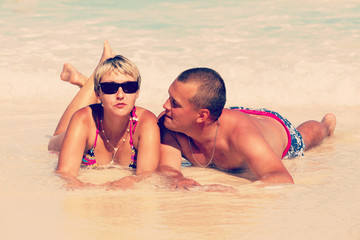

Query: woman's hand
<box><xmin>102</xmin><ymin>175</ymin><xmax>137</xmax><ymax>190</ymax></box>
<box><xmin>56</xmin><ymin>170</ymin><xmax>96</xmax><ymax>190</ymax></box>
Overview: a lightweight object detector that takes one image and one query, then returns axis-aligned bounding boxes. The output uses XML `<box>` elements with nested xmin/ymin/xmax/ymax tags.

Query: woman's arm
<box><xmin>56</xmin><ymin>107</ymin><xmax>93</xmax><ymax>188</ymax></box>
<box><xmin>135</xmin><ymin>109</ymin><xmax>161</xmax><ymax>175</ymax></box>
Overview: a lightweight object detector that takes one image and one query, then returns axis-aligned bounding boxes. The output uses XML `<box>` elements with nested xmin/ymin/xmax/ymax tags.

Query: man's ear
<box><xmin>196</xmin><ymin>109</ymin><xmax>210</xmax><ymax>123</ymax></box>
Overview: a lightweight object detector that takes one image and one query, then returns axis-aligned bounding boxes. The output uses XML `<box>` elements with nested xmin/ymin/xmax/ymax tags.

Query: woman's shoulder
<box><xmin>134</xmin><ymin>106</ymin><xmax>159</xmax><ymax>133</ymax></box>
<box><xmin>72</xmin><ymin>104</ymin><xmax>101</xmax><ymax>125</ymax></box>
<box><xmin>134</xmin><ymin>106</ymin><xmax>158</xmax><ymax>122</ymax></box>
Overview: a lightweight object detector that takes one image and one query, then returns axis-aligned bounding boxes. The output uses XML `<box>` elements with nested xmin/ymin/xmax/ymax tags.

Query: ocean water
<box><xmin>0</xmin><ymin>0</ymin><xmax>360</xmax><ymax>239</ymax></box>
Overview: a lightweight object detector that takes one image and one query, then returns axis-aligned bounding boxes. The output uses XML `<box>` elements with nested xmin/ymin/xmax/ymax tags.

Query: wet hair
<box><xmin>176</xmin><ymin>67</ymin><xmax>226</xmax><ymax>120</ymax></box>
<box><xmin>94</xmin><ymin>55</ymin><xmax>141</xmax><ymax>95</ymax></box>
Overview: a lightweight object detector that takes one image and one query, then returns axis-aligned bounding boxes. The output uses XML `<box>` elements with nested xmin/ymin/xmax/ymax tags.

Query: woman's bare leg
<box><xmin>48</xmin><ymin>41</ymin><xmax>115</xmax><ymax>151</ymax></box>
<box><xmin>296</xmin><ymin>113</ymin><xmax>336</xmax><ymax>151</ymax></box>
<box><xmin>60</xmin><ymin>63</ymin><xmax>88</xmax><ymax>88</ymax></box>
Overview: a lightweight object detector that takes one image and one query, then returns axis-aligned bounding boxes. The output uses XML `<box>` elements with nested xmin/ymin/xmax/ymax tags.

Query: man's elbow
<box><xmin>260</xmin><ymin>171</ymin><xmax>294</xmax><ymax>184</ymax></box>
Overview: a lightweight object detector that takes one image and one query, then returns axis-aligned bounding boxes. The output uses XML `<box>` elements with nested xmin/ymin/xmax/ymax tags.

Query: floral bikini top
<box><xmin>81</xmin><ymin>107</ymin><xmax>139</xmax><ymax>169</ymax></box>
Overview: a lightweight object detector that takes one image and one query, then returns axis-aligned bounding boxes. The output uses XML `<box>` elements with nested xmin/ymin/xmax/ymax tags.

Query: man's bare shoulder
<box><xmin>220</xmin><ymin>109</ymin><xmax>258</xmax><ymax>133</ymax></box>
<box><xmin>220</xmin><ymin>109</ymin><xmax>265</xmax><ymax>148</ymax></box>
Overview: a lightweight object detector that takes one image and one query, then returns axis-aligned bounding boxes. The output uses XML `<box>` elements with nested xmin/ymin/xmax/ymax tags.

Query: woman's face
<box><xmin>99</xmin><ymin>70</ymin><xmax>139</xmax><ymax>117</ymax></box>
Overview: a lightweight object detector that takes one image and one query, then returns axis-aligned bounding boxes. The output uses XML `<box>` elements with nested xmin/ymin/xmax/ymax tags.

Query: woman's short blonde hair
<box><xmin>94</xmin><ymin>55</ymin><xmax>141</xmax><ymax>95</ymax></box>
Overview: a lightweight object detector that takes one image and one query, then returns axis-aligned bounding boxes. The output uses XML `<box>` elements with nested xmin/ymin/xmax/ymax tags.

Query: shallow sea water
<box><xmin>1</xmin><ymin>104</ymin><xmax>360</xmax><ymax>240</ymax></box>
<box><xmin>0</xmin><ymin>0</ymin><xmax>360</xmax><ymax>239</ymax></box>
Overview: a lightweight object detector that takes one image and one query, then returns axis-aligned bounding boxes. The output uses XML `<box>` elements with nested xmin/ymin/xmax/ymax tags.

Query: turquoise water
<box><xmin>1</xmin><ymin>0</ymin><xmax>359</xmax><ymax>108</ymax></box>
<box><xmin>0</xmin><ymin>1</ymin><xmax>359</xmax><ymax>240</ymax></box>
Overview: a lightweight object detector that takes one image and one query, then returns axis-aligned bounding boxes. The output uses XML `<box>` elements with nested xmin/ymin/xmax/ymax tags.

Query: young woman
<box><xmin>49</xmin><ymin>41</ymin><xmax>160</xmax><ymax>189</ymax></box>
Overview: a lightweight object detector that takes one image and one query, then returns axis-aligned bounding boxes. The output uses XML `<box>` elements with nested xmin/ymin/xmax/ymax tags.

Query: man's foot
<box><xmin>60</xmin><ymin>63</ymin><xmax>87</xmax><ymax>88</ymax></box>
<box><xmin>322</xmin><ymin>113</ymin><xmax>336</xmax><ymax>136</ymax></box>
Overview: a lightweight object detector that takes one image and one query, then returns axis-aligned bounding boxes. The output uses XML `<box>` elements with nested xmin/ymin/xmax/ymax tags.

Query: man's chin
<box><xmin>164</xmin><ymin>117</ymin><xmax>175</xmax><ymax>131</ymax></box>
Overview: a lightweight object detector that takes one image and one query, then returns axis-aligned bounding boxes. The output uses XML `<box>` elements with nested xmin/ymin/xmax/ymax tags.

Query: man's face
<box><xmin>162</xmin><ymin>80</ymin><xmax>199</xmax><ymax>133</ymax></box>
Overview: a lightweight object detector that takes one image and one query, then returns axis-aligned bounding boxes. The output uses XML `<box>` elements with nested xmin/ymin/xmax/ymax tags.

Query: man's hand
<box><xmin>158</xmin><ymin>165</ymin><xmax>200</xmax><ymax>190</ymax></box>
<box><xmin>157</xmin><ymin>165</ymin><xmax>238</xmax><ymax>192</ymax></box>
<box><xmin>169</xmin><ymin>177</ymin><xmax>201</xmax><ymax>190</ymax></box>
<box><xmin>199</xmin><ymin>184</ymin><xmax>237</xmax><ymax>193</ymax></box>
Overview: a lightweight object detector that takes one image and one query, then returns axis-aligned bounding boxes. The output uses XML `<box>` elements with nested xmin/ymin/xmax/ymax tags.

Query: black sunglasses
<box><xmin>100</xmin><ymin>81</ymin><xmax>139</xmax><ymax>94</ymax></box>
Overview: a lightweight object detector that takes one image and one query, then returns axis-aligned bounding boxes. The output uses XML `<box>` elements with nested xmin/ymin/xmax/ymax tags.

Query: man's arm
<box><xmin>157</xmin><ymin>116</ymin><xmax>201</xmax><ymax>189</ymax></box>
<box><xmin>158</xmin><ymin>145</ymin><xmax>201</xmax><ymax>190</ymax></box>
<box><xmin>233</xmin><ymin>131</ymin><xmax>294</xmax><ymax>184</ymax></box>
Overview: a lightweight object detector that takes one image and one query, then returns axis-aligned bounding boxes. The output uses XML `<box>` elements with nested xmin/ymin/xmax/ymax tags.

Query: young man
<box><xmin>158</xmin><ymin>67</ymin><xmax>336</xmax><ymax>188</ymax></box>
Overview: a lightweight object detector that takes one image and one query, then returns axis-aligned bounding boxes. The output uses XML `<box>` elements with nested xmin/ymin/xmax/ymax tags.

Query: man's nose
<box><xmin>163</xmin><ymin>98</ymin><xmax>170</xmax><ymax>110</ymax></box>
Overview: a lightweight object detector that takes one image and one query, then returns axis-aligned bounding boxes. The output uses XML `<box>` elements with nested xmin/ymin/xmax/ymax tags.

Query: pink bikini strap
<box><xmin>129</xmin><ymin>107</ymin><xmax>138</xmax><ymax>145</ymax></box>
<box><xmin>129</xmin><ymin>107</ymin><xmax>138</xmax><ymax>168</ymax></box>
<box><xmin>93</xmin><ymin>120</ymin><xmax>100</xmax><ymax>147</ymax></box>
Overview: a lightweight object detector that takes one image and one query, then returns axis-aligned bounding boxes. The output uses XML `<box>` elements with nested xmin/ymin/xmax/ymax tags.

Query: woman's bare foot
<box><xmin>322</xmin><ymin>113</ymin><xmax>336</xmax><ymax>136</ymax></box>
<box><xmin>60</xmin><ymin>41</ymin><xmax>115</xmax><ymax>88</ymax></box>
<box><xmin>99</xmin><ymin>40</ymin><xmax>116</xmax><ymax>64</ymax></box>
<box><xmin>60</xmin><ymin>63</ymin><xmax>87</xmax><ymax>88</ymax></box>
